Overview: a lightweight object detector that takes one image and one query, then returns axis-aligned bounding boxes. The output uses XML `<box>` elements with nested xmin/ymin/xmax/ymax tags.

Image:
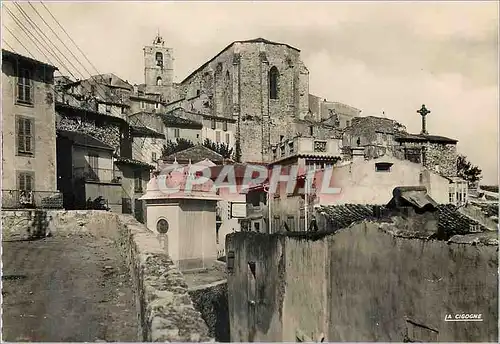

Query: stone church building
<box><xmin>138</xmin><ymin>34</ymin><xmax>361</xmax><ymax>163</ymax></box>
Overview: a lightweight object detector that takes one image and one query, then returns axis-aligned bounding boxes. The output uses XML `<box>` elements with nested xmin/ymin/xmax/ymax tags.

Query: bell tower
<box><xmin>144</xmin><ymin>31</ymin><xmax>174</xmax><ymax>102</ymax></box>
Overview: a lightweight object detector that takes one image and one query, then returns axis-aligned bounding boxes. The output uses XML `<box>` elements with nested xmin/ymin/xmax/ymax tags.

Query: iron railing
<box><xmin>1</xmin><ymin>190</ymin><xmax>63</xmax><ymax>209</ymax></box>
<box><xmin>73</xmin><ymin>167</ymin><xmax>122</xmax><ymax>183</ymax></box>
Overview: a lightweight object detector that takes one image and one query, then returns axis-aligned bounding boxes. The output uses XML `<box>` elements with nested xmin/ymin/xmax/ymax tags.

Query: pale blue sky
<box><xmin>3</xmin><ymin>1</ymin><xmax>498</xmax><ymax>183</ymax></box>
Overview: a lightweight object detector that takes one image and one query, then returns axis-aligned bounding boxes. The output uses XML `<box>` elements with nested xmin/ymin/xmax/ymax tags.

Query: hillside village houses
<box><xmin>1</xmin><ymin>33</ymin><xmax>475</xmax><ymax>250</ymax></box>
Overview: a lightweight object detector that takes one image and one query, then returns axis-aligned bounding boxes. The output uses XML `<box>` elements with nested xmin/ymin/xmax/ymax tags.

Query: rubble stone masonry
<box><xmin>57</xmin><ymin>115</ymin><xmax>121</xmax><ymax>155</ymax></box>
<box><xmin>176</xmin><ymin>39</ymin><xmax>309</xmax><ymax>163</ymax></box>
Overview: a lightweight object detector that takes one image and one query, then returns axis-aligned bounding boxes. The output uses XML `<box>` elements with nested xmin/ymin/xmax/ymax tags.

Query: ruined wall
<box><xmin>424</xmin><ymin>142</ymin><xmax>457</xmax><ymax>177</ymax></box>
<box><xmin>1</xmin><ymin>210</ymin><xmax>213</xmax><ymax>342</ymax></box>
<box><xmin>326</xmin><ymin>222</ymin><xmax>498</xmax><ymax>342</ymax></box>
<box><xmin>226</xmin><ymin>225</ymin><xmax>498</xmax><ymax>342</ymax></box>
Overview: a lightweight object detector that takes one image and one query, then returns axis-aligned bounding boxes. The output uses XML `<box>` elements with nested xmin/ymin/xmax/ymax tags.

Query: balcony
<box><xmin>73</xmin><ymin>167</ymin><xmax>122</xmax><ymax>184</ymax></box>
<box><xmin>2</xmin><ymin>190</ymin><xmax>63</xmax><ymax>209</ymax></box>
<box><xmin>271</xmin><ymin>136</ymin><xmax>342</xmax><ymax>162</ymax></box>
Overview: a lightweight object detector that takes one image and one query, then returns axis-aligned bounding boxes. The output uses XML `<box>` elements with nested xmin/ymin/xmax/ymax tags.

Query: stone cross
<box><xmin>417</xmin><ymin>104</ymin><xmax>431</xmax><ymax>135</ymax></box>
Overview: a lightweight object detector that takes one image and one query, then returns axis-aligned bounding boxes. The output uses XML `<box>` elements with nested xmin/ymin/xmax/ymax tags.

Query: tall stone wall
<box><xmin>226</xmin><ymin>223</ymin><xmax>498</xmax><ymax>342</ymax></box>
<box><xmin>177</xmin><ymin>40</ymin><xmax>309</xmax><ymax>163</ymax></box>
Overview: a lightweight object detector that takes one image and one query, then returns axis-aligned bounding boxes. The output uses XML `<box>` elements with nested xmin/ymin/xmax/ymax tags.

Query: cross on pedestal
<box><xmin>417</xmin><ymin>104</ymin><xmax>431</xmax><ymax>135</ymax></box>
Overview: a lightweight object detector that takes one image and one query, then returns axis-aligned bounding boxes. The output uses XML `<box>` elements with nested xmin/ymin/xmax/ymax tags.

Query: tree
<box><xmin>202</xmin><ymin>138</ymin><xmax>233</xmax><ymax>159</ymax></box>
<box><xmin>161</xmin><ymin>138</ymin><xmax>194</xmax><ymax>158</ymax></box>
<box><xmin>457</xmin><ymin>154</ymin><xmax>482</xmax><ymax>186</ymax></box>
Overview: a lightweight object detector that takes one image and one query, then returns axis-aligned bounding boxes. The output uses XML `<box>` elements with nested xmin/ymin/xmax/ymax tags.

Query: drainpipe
<box><xmin>304</xmin><ymin>173</ymin><xmax>308</xmax><ymax>232</ymax></box>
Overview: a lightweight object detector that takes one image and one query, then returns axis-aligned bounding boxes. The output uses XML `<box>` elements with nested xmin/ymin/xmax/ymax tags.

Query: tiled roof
<box><xmin>437</xmin><ymin>204</ymin><xmax>488</xmax><ymax>236</ymax></box>
<box><xmin>2</xmin><ymin>49</ymin><xmax>58</xmax><ymax>71</ymax></box>
<box><xmin>315</xmin><ymin>203</ymin><xmax>490</xmax><ymax>239</ymax></box>
<box><xmin>114</xmin><ymin>156</ymin><xmax>154</xmax><ymax>169</ymax></box>
<box><xmin>159</xmin><ymin>113</ymin><xmax>203</xmax><ymax>129</ymax></box>
<box><xmin>57</xmin><ymin>130</ymin><xmax>114</xmax><ymax>151</ymax></box>
<box><xmin>395</xmin><ymin>133</ymin><xmax>458</xmax><ymax>144</ymax></box>
<box><xmin>163</xmin><ymin>145</ymin><xmax>224</xmax><ymax>163</ymax></box>
<box><xmin>130</xmin><ymin>125</ymin><xmax>165</xmax><ymax>139</ymax></box>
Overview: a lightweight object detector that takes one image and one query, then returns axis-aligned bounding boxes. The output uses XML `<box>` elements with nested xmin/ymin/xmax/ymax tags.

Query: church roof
<box><xmin>180</xmin><ymin>37</ymin><xmax>300</xmax><ymax>84</ymax></box>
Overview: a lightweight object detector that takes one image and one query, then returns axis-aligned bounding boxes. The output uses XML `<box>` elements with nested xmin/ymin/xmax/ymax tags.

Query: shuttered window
<box><xmin>18</xmin><ymin>172</ymin><xmax>34</xmax><ymax>191</ymax></box>
<box><xmin>17</xmin><ymin>68</ymin><xmax>33</xmax><ymax>103</ymax></box>
<box><xmin>17</xmin><ymin>117</ymin><xmax>34</xmax><ymax>155</ymax></box>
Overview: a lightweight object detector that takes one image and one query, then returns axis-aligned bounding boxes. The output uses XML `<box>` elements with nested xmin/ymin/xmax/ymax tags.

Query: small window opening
<box><xmin>375</xmin><ymin>162</ymin><xmax>393</xmax><ymax>172</ymax></box>
<box><xmin>269</xmin><ymin>66</ymin><xmax>279</xmax><ymax>99</ymax></box>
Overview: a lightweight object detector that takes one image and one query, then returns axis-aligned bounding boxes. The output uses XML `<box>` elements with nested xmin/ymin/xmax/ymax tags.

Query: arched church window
<box><xmin>157</xmin><ymin>218</ymin><xmax>169</xmax><ymax>233</ymax></box>
<box><xmin>269</xmin><ymin>66</ymin><xmax>279</xmax><ymax>100</ymax></box>
<box><xmin>156</xmin><ymin>77</ymin><xmax>162</xmax><ymax>86</ymax></box>
<box><xmin>155</xmin><ymin>52</ymin><xmax>163</xmax><ymax>67</ymax></box>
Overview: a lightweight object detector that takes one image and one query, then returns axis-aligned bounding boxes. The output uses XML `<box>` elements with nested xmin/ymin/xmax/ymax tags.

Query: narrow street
<box><xmin>2</xmin><ymin>235</ymin><xmax>138</xmax><ymax>342</ymax></box>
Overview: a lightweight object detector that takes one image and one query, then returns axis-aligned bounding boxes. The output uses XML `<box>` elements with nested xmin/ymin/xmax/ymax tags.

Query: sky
<box><xmin>2</xmin><ymin>1</ymin><xmax>499</xmax><ymax>184</ymax></box>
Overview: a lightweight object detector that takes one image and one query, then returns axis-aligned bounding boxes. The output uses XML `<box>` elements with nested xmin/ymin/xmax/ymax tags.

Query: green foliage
<box><xmin>161</xmin><ymin>138</ymin><xmax>194</xmax><ymax>158</ymax></box>
<box><xmin>457</xmin><ymin>154</ymin><xmax>482</xmax><ymax>185</ymax></box>
<box><xmin>202</xmin><ymin>138</ymin><xmax>233</xmax><ymax>159</ymax></box>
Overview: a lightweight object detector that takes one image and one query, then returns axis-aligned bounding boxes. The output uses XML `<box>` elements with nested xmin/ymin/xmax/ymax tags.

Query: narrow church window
<box><xmin>309</xmin><ymin>126</ymin><xmax>313</xmax><ymax>136</ymax></box>
<box><xmin>156</xmin><ymin>77</ymin><xmax>162</xmax><ymax>86</ymax></box>
<box><xmin>197</xmin><ymin>89</ymin><xmax>201</xmax><ymax>96</ymax></box>
<box><xmin>269</xmin><ymin>66</ymin><xmax>279</xmax><ymax>100</ymax></box>
<box><xmin>155</xmin><ymin>52</ymin><xmax>163</xmax><ymax>67</ymax></box>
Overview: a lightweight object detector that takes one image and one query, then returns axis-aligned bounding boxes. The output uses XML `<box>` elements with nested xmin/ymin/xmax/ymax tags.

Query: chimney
<box><xmin>351</xmin><ymin>147</ymin><xmax>365</xmax><ymax>163</ymax></box>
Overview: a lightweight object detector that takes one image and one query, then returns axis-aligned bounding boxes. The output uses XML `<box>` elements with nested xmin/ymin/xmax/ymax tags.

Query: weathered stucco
<box><xmin>226</xmin><ymin>223</ymin><xmax>498</xmax><ymax>342</ymax></box>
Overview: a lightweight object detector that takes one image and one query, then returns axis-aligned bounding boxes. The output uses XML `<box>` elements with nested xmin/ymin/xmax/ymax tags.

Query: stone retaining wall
<box><xmin>1</xmin><ymin>210</ymin><xmax>213</xmax><ymax>342</ymax></box>
<box><xmin>189</xmin><ymin>279</ymin><xmax>230</xmax><ymax>342</ymax></box>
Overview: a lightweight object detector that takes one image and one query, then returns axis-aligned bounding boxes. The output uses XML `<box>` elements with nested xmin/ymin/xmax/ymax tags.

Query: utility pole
<box><xmin>264</xmin><ymin>185</ymin><xmax>271</xmax><ymax>234</ymax></box>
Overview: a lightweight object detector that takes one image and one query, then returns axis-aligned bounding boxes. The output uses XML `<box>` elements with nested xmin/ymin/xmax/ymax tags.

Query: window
<box><xmin>18</xmin><ymin>172</ymin><xmax>34</xmax><ymax>191</ymax></box>
<box><xmin>272</xmin><ymin>148</ymin><xmax>277</xmax><ymax>160</ymax></box>
<box><xmin>253</xmin><ymin>221</ymin><xmax>260</xmax><ymax>232</ymax></box>
<box><xmin>155</xmin><ymin>52</ymin><xmax>163</xmax><ymax>67</ymax></box>
<box><xmin>156</xmin><ymin>218</ymin><xmax>169</xmax><ymax>233</ymax></box>
<box><xmin>309</xmin><ymin>126</ymin><xmax>313</xmax><ymax>136</ymax></box>
<box><xmin>286</xmin><ymin>216</ymin><xmax>295</xmax><ymax>231</ymax></box>
<box><xmin>174</xmin><ymin>128</ymin><xmax>180</xmax><ymax>138</ymax></box>
<box><xmin>375</xmin><ymin>162</ymin><xmax>393</xmax><ymax>172</ymax></box>
<box><xmin>216</xmin><ymin>131</ymin><xmax>221</xmax><ymax>143</ymax></box>
<box><xmin>121</xmin><ymin>106</ymin><xmax>126</xmax><ymax>114</ymax></box>
<box><xmin>226</xmin><ymin>133</ymin><xmax>230</xmax><ymax>144</ymax></box>
<box><xmin>346</xmin><ymin>120</ymin><xmax>350</xmax><ymax>127</ymax></box>
<box><xmin>196</xmin><ymin>89</ymin><xmax>201</xmax><ymax>96</ymax></box>
<box><xmin>223</xmin><ymin>121</ymin><xmax>228</xmax><ymax>131</ymax></box>
<box><xmin>88</xmin><ymin>154</ymin><xmax>99</xmax><ymax>180</ymax></box>
<box><xmin>269</xmin><ymin>66</ymin><xmax>279</xmax><ymax>99</ymax></box>
<box><xmin>140</xmin><ymin>101</ymin><xmax>145</xmax><ymax>109</ymax></box>
<box><xmin>17</xmin><ymin>68</ymin><xmax>33</xmax><ymax>104</ymax></box>
<box><xmin>211</xmin><ymin>119</ymin><xmax>216</xmax><ymax>129</ymax></box>
<box><xmin>106</xmin><ymin>104</ymin><xmax>111</xmax><ymax>113</ymax></box>
<box><xmin>134</xmin><ymin>170</ymin><xmax>142</xmax><ymax>192</ymax></box>
<box><xmin>17</xmin><ymin>117</ymin><xmax>34</xmax><ymax>155</ymax></box>
<box><xmin>152</xmin><ymin>152</ymin><xmax>157</xmax><ymax>162</ymax></box>
<box><xmin>156</xmin><ymin>77</ymin><xmax>162</xmax><ymax>86</ymax></box>
<box><xmin>289</xmin><ymin>142</ymin><xmax>294</xmax><ymax>154</ymax></box>
<box><xmin>155</xmin><ymin>102</ymin><xmax>160</xmax><ymax>109</ymax></box>
<box><xmin>280</xmin><ymin>135</ymin><xmax>284</xmax><ymax>142</ymax></box>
